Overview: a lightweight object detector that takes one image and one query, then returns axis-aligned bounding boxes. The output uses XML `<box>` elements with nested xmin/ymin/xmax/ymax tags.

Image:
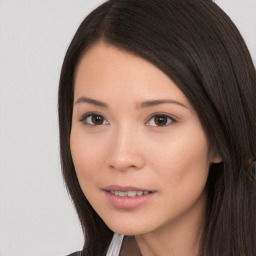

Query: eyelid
<box><xmin>145</xmin><ymin>113</ymin><xmax>177</xmax><ymax>127</ymax></box>
<box><xmin>79</xmin><ymin>112</ymin><xmax>177</xmax><ymax>127</ymax></box>
<box><xmin>79</xmin><ymin>112</ymin><xmax>109</xmax><ymax>126</ymax></box>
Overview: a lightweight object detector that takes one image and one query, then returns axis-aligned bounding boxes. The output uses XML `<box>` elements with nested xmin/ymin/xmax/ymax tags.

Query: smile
<box><xmin>110</xmin><ymin>190</ymin><xmax>152</xmax><ymax>197</ymax></box>
<box><xmin>104</xmin><ymin>187</ymin><xmax>155</xmax><ymax>209</ymax></box>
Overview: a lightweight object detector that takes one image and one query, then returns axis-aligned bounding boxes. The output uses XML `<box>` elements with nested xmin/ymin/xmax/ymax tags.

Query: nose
<box><xmin>106</xmin><ymin>125</ymin><xmax>145</xmax><ymax>172</ymax></box>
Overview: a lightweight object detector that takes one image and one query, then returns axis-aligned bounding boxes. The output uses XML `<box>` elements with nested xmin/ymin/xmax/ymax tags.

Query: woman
<box><xmin>58</xmin><ymin>0</ymin><xmax>256</xmax><ymax>255</ymax></box>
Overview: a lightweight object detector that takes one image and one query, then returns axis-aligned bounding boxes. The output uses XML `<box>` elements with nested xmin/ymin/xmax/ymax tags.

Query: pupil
<box><xmin>155</xmin><ymin>116</ymin><xmax>167</xmax><ymax>126</ymax></box>
<box><xmin>92</xmin><ymin>115</ymin><xmax>104</xmax><ymax>125</ymax></box>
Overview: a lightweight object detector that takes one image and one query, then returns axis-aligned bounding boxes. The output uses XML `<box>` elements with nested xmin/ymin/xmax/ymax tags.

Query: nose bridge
<box><xmin>108</xmin><ymin>122</ymin><xmax>144</xmax><ymax>171</ymax></box>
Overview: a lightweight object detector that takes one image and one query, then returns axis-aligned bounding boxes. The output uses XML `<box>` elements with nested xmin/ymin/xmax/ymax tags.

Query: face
<box><xmin>70</xmin><ymin>42</ymin><xmax>220</xmax><ymax>236</ymax></box>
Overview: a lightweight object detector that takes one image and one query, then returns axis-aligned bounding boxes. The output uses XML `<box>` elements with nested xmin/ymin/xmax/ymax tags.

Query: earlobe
<box><xmin>211</xmin><ymin>155</ymin><xmax>222</xmax><ymax>164</ymax></box>
<box><xmin>210</xmin><ymin>151</ymin><xmax>222</xmax><ymax>164</ymax></box>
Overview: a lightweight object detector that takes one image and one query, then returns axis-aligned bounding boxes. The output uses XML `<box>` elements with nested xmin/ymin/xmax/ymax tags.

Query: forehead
<box><xmin>74</xmin><ymin>42</ymin><xmax>190</xmax><ymax>107</ymax></box>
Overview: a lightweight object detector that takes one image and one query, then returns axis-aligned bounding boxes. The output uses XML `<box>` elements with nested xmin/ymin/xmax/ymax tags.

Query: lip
<box><xmin>103</xmin><ymin>185</ymin><xmax>155</xmax><ymax>209</ymax></box>
<box><xmin>104</xmin><ymin>185</ymin><xmax>151</xmax><ymax>192</ymax></box>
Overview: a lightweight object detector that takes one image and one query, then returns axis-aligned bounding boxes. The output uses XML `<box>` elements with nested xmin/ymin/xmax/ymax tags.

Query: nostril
<box><xmin>109</xmin><ymin>163</ymin><xmax>139</xmax><ymax>171</ymax></box>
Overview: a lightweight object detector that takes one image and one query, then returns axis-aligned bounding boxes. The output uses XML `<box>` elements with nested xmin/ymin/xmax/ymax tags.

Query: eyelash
<box><xmin>80</xmin><ymin>113</ymin><xmax>109</xmax><ymax>126</ymax></box>
<box><xmin>80</xmin><ymin>113</ymin><xmax>176</xmax><ymax>127</ymax></box>
<box><xmin>146</xmin><ymin>114</ymin><xmax>176</xmax><ymax>127</ymax></box>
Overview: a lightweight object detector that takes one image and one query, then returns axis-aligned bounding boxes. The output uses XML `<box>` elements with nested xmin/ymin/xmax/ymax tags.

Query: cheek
<box><xmin>70</xmin><ymin>130</ymin><xmax>105</xmax><ymax>187</ymax></box>
<box><xmin>148</xmin><ymin>128</ymin><xmax>210</xmax><ymax>191</ymax></box>
<box><xmin>148</xmin><ymin>134</ymin><xmax>210</xmax><ymax>219</ymax></box>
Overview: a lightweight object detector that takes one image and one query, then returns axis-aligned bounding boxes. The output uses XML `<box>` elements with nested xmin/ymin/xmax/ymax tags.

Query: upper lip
<box><xmin>104</xmin><ymin>185</ymin><xmax>152</xmax><ymax>192</ymax></box>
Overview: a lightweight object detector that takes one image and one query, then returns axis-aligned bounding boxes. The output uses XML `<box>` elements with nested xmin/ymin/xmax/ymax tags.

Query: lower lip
<box><xmin>104</xmin><ymin>191</ymin><xmax>155</xmax><ymax>209</ymax></box>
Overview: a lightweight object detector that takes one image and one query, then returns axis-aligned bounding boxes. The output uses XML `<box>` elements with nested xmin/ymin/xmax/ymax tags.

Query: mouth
<box><xmin>103</xmin><ymin>185</ymin><xmax>156</xmax><ymax>209</ymax></box>
<box><xmin>109</xmin><ymin>190</ymin><xmax>153</xmax><ymax>197</ymax></box>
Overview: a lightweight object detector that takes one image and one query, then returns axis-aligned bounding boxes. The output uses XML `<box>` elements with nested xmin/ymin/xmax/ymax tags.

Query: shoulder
<box><xmin>66</xmin><ymin>252</ymin><xmax>81</xmax><ymax>256</ymax></box>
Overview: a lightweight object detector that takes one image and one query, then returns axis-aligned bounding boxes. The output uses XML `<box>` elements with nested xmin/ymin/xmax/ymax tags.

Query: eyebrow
<box><xmin>138</xmin><ymin>99</ymin><xmax>189</xmax><ymax>110</ymax></box>
<box><xmin>75</xmin><ymin>97</ymin><xmax>109</xmax><ymax>108</ymax></box>
<box><xmin>75</xmin><ymin>96</ymin><xmax>190</xmax><ymax>111</ymax></box>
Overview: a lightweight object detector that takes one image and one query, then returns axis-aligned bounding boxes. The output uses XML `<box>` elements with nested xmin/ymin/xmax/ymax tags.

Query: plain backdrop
<box><xmin>0</xmin><ymin>1</ymin><xmax>255</xmax><ymax>256</ymax></box>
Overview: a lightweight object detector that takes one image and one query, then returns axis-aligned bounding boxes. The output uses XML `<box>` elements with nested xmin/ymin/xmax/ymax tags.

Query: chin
<box><xmin>109</xmin><ymin>227</ymin><xmax>145</xmax><ymax>236</ymax></box>
<box><xmin>103</xmin><ymin>218</ymin><xmax>153</xmax><ymax>236</ymax></box>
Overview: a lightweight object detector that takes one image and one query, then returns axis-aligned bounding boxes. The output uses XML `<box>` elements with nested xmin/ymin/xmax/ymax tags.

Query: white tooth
<box><xmin>143</xmin><ymin>191</ymin><xmax>149</xmax><ymax>195</ymax></box>
<box><xmin>127</xmin><ymin>191</ymin><xmax>137</xmax><ymax>197</ymax></box>
<box><xmin>119</xmin><ymin>191</ymin><xmax>128</xmax><ymax>197</ymax></box>
<box><xmin>110</xmin><ymin>191</ymin><xmax>115</xmax><ymax>194</ymax></box>
<box><xmin>115</xmin><ymin>191</ymin><xmax>119</xmax><ymax>196</ymax></box>
<box><xmin>136</xmin><ymin>191</ymin><xmax>143</xmax><ymax>196</ymax></box>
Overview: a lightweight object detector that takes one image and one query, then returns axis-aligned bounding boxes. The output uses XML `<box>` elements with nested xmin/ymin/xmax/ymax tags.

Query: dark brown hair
<box><xmin>58</xmin><ymin>0</ymin><xmax>256</xmax><ymax>255</ymax></box>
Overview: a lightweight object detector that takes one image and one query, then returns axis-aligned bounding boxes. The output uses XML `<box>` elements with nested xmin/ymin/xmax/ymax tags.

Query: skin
<box><xmin>70</xmin><ymin>42</ymin><xmax>221</xmax><ymax>256</ymax></box>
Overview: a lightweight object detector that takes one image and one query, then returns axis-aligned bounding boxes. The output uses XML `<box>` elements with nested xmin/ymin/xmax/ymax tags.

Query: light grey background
<box><xmin>0</xmin><ymin>1</ymin><xmax>255</xmax><ymax>256</ymax></box>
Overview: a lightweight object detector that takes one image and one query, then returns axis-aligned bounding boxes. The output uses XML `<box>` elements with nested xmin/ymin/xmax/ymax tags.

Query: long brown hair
<box><xmin>58</xmin><ymin>0</ymin><xmax>256</xmax><ymax>255</ymax></box>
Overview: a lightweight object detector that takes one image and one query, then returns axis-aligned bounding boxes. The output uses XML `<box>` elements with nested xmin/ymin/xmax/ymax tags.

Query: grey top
<box><xmin>106</xmin><ymin>233</ymin><xmax>124</xmax><ymax>256</ymax></box>
<box><xmin>67</xmin><ymin>233</ymin><xmax>141</xmax><ymax>256</ymax></box>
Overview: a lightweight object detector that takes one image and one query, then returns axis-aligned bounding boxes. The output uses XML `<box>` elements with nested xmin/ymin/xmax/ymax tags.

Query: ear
<box><xmin>210</xmin><ymin>150</ymin><xmax>222</xmax><ymax>164</ymax></box>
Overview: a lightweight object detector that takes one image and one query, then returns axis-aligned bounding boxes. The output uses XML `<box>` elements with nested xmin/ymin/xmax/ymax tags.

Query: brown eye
<box><xmin>81</xmin><ymin>114</ymin><xmax>109</xmax><ymax>126</ymax></box>
<box><xmin>147</xmin><ymin>114</ymin><xmax>175</xmax><ymax>127</ymax></box>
